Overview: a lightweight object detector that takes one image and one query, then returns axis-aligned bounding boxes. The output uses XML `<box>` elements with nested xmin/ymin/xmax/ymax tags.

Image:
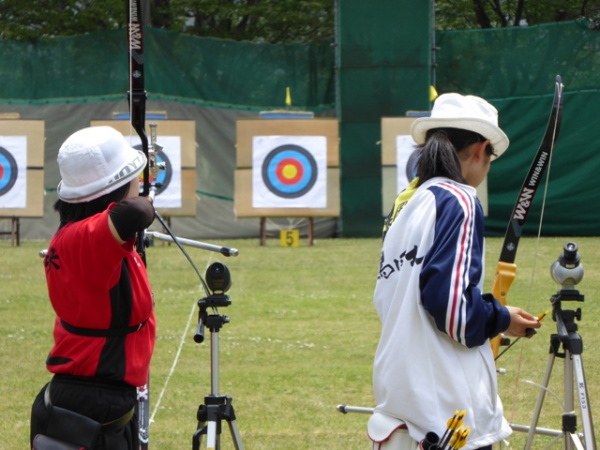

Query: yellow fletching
<box><xmin>450</xmin><ymin>429</ymin><xmax>460</xmax><ymax>446</ymax></box>
<box><xmin>446</xmin><ymin>411</ymin><xmax>459</xmax><ymax>427</ymax></box>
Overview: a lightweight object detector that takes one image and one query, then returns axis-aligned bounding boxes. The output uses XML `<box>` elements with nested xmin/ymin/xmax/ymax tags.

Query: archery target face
<box><xmin>396</xmin><ymin>134</ymin><xmax>418</xmax><ymax>193</ymax></box>
<box><xmin>252</xmin><ymin>135</ymin><xmax>327</xmax><ymax>208</ymax></box>
<box><xmin>127</xmin><ymin>135</ymin><xmax>182</xmax><ymax>209</ymax></box>
<box><xmin>0</xmin><ymin>136</ymin><xmax>27</xmax><ymax>209</ymax></box>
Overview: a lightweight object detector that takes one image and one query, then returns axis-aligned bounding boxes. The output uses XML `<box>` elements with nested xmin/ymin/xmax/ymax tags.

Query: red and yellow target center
<box><xmin>276</xmin><ymin>158</ymin><xmax>303</xmax><ymax>185</ymax></box>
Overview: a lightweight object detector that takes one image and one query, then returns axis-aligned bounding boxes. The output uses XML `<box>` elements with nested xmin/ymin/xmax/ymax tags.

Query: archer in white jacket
<box><xmin>371</xmin><ymin>94</ymin><xmax>541</xmax><ymax>450</ymax></box>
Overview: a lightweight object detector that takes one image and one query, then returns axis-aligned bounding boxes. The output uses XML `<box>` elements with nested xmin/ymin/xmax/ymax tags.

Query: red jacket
<box><xmin>44</xmin><ymin>205</ymin><xmax>155</xmax><ymax>387</ymax></box>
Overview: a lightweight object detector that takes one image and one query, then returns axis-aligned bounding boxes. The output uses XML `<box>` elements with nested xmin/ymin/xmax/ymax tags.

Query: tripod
<box><xmin>192</xmin><ymin>264</ymin><xmax>244</xmax><ymax>450</ymax></box>
<box><xmin>524</xmin><ymin>244</ymin><xmax>596</xmax><ymax>450</ymax></box>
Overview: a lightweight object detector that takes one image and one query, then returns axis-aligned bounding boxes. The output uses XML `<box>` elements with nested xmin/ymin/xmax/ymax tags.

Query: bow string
<box><xmin>490</xmin><ymin>75</ymin><xmax>564</xmax><ymax>359</ymax></box>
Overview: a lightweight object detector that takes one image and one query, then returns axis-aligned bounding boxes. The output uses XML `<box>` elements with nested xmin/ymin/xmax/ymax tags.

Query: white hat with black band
<box><xmin>410</xmin><ymin>93</ymin><xmax>509</xmax><ymax>159</ymax></box>
<box><xmin>57</xmin><ymin>126</ymin><xmax>147</xmax><ymax>203</ymax></box>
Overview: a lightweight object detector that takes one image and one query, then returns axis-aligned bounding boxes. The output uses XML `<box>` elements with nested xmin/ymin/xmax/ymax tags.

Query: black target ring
<box><xmin>261</xmin><ymin>144</ymin><xmax>318</xmax><ymax>199</ymax></box>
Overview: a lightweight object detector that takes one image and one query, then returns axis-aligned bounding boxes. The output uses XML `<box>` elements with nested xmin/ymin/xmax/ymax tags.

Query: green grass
<box><xmin>1</xmin><ymin>237</ymin><xmax>599</xmax><ymax>449</ymax></box>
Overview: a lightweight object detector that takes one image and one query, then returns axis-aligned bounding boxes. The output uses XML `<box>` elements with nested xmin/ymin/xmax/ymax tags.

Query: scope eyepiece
<box><xmin>559</xmin><ymin>242</ymin><xmax>580</xmax><ymax>268</ymax></box>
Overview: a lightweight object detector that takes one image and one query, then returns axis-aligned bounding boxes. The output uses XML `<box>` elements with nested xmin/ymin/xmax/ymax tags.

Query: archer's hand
<box><xmin>504</xmin><ymin>306</ymin><xmax>542</xmax><ymax>338</ymax></box>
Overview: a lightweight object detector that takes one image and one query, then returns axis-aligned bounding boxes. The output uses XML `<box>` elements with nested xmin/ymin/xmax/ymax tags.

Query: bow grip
<box><xmin>490</xmin><ymin>260</ymin><xmax>517</xmax><ymax>358</ymax></box>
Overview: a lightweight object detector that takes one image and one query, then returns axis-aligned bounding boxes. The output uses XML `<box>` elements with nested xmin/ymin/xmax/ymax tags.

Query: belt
<box><xmin>44</xmin><ymin>382</ymin><xmax>134</xmax><ymax>430</ymax></box>
<box><xmin>60</xmin><ymin>319</ymin><xmax>148</xmax><ymax>338</ymax></box>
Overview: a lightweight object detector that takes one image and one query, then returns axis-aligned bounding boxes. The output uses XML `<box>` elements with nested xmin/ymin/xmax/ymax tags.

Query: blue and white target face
<box><xmin>406</xmin><ymin>149</ymin><xmax>419</xmax><ymax>181</ymax></box>
<box><xmin>395</xmin><ymin>134</ymin><xmax>419</xmax><ymax>194</ymax></box>
<box><xmin>0</xmin><ymin>136</ymin><xmax>27</xmax><ymax>209</ymax></box>
<box><xmin>262</xmin><ymin>144</ymin><xmax>317</xmax><ymax>198</ymax></box>
<box><xmin>252</xmin><ymin>135</ymin><xmax>327</xmax><ymax>209</ymax></box>
<box><xmin>0</xmin><ymin>146</ymin><xmax>18</xmax><ymax>196</ymax></box>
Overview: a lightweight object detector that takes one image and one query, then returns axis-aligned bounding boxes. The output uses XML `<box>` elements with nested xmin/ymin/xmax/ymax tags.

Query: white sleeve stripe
<box><xmin>439</xmin><ymin>182</ymin><xmax>476</xmax><ymax>344</ymax></box>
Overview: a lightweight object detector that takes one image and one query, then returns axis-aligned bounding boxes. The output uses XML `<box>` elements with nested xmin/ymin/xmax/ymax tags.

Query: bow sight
<box><xmin>147</xmin><ymin>123</ymin><xmax>166</xmax><ymax>197</ymax></box>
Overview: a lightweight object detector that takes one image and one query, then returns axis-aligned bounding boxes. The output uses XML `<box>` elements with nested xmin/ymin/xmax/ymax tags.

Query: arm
<box><xmin>419</xmin><ymin>184</ymin><xmax>510</xmax><ymax>348</ymax></box>
<box><xmin>504</xmin><ymin>306</ymin><xmax>541</xmax><ymax>337</ymax></box>
<box><xmin>108</xmin><ymin>196</ymin><xmax>155</xmax><ymax>244</ymax></box>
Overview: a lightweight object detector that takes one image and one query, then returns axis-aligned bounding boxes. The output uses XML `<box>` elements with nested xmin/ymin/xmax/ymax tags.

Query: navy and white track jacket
<box><xmin>373</xmin><ymin>177</ymin><xmax>511</xmax><ymax>449</ymax></box>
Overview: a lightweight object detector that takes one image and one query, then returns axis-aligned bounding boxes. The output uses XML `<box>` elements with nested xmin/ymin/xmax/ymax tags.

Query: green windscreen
<box><xmin>337</xmin><ymin>0</ymin><xmax>432</xmax><ymax>236</ymax></box>
<box><xmin>0</xmin><ymin>28</ymin><xmax>335</xmax><ymax>110</ymax></box>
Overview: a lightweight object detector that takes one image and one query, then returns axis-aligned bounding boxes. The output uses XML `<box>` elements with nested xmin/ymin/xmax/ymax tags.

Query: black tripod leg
<box><xmin>220</xmin><ymin>397</ymin><xmax>244</xmax><ymax>450</ymax></box>
<box><xmin>193</xmin><ymin>396</ymin><xmax>245</xmax><ymax>450</ymax></box>
<box><xmin>193</xmin><ymin>400</ymin><xmax>223</xmax><ymax>450</ymax></box>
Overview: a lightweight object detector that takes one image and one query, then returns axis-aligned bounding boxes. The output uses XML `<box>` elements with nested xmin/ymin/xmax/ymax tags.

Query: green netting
<box><xmin>435</xmin><ymin>20</ymin><xmax>600</xmax><ymax>236</ymax></box>
<box><xmin>436</xmin><ymin>20</ymin><xmax>600</xmax><ymax>99</ymax></box>
<box><xmin>0</xmin><ymin>28</ymin><xmax>335</xmax><ymax>109</ymax></box>
<box><xmin>0</xmin><ymin>31</ymin><xmax>126</xmax><ymax>101</ymax></box>
<box><xmin>337</xmin><ymin>0</ymin><xmax>432</xmax><ymax>236</ymax></box>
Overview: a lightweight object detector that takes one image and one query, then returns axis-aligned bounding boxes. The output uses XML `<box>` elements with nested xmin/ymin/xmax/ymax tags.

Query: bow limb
<box><xmin>490</xmin><ymin>76</ymin><xmax>564</xmax><ymax>359</ymax></box>
<box><xmin>128</xmin><ymin>0</ymin><xmax>150</xmax><ymax>263</ymax></box>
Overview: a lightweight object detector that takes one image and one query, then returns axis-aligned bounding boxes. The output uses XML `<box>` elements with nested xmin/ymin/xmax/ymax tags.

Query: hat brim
<box><xmin>411</xmin><ymin>117</ymin><xmax>509</xmax><ymax>159</ymax></box>
<box><xmin>57</xmin><ymin>150</ymin><xmax>147</xmax><ymax>203</ymax></box>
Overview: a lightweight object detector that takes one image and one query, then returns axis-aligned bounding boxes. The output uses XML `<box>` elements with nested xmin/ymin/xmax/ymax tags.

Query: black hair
<box><xmin>53</xmin><ymin>183</ymin><xmax>131</xmax><ymax>227</ymax></box>
<box><xmin>416</xmin><ymin>127</ymin><xmax>495</xmax><ymax>186</ymax></box>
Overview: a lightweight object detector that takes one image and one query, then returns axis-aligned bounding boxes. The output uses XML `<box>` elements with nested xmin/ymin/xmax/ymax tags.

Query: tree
<box><xmin>0</xmin><ymin>0</ymin><xmax>126</xmax><ymax>40</ymax></box>
<box><xmin>163</xmin><ymin>0</ymin><xmax>334</xmax><ymax>43</ymax></box>
<box><xmin>0</xmin><ymin>0</ymin><xmax>597</xmax><ymax>42</ymax></box>
<box><xmin>435</xmin><ymin>0</ymin><xmax>600</xmax><ymax>30</ymax></box>
<box><xmin>0</xmin><ymin>0</ymin><xmax>334</xmax><ymax>43</ymax></box>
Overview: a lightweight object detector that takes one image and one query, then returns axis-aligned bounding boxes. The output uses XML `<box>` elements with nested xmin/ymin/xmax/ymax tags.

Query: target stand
<box><xmin>258</xmin><ymin>217</ymin><xmax>315</xmax><ymax>247</ymax></box>
<box><xmin>0</xmin><ymin>217</ymin><xmax>20</xmax><ymax>246</ymax></box>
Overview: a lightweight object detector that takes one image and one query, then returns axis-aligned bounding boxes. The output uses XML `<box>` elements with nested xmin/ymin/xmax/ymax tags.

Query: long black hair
<box><xmin>416</xmin><ymin>128</ymin><xmax>494</xmax><ymax>186</ymax></box>
<box><xmin>54</xmin><ymin>183</ymin><xmax>131</xmax><ymax>227</ymax></box>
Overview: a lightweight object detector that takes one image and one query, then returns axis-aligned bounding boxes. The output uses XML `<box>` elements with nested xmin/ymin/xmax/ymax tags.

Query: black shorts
<box><xmin>31</xmin><ymin>374</ymin><xmax>139</xmax><ymax>450</ymax></box>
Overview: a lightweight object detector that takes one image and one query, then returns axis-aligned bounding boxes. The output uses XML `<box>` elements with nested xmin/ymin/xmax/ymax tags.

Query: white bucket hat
<box><xmin>57</xmin><ymin>126</ymin><xmax>147</xmax><ymax>203</ymax></box>
<box><xmin>410</xmin><ymin>93</ymin><xmax>509</xmax><ymax>159</ymax></box>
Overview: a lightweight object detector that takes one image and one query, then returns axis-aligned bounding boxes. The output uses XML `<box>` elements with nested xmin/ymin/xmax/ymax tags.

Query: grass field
<box><xmin>1</xmin><ymin>236</ymin><xmax>599</xmax><ymax>449</ymax></box>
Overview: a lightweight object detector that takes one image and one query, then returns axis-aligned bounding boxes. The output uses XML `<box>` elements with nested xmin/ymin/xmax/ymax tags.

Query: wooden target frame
<box><xmin>0</xmin><ymin>120</ymin><xmax>45</xmax><ymax>217</ymax></box>
<box><xmin>234</xmin><ymin>118</ymin><xmax>340</xmax><ymax>218</ymax></box>
<box><xmin>91</xmin><ymin>120</ymin><xmax>196</xmax><ymax>217</ymax></box>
